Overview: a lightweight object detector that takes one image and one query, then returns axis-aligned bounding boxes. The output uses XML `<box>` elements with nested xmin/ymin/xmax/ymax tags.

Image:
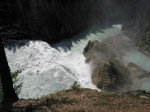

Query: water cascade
<box><xmin>5</xmin><ymin>25</ymin><xmax>150</xmax><ymax>99</ymax></box>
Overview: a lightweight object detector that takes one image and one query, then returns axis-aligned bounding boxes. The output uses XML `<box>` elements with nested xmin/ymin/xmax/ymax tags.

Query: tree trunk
<box><xmin>0</xmin><ymin>38</ymin><xmax>18</xmax><ymax>103</ymax></box>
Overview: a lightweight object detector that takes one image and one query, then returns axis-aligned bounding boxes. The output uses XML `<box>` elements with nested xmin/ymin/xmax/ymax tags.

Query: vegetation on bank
<box><xmin>0</xmin><ymin>70</ymin><xmax>22</xmax><ymax>101</ymax></box>
<box><xmin>70</xmin><ymin>81</ymin><xmax>81</xmax><ymax>93</ymax></box>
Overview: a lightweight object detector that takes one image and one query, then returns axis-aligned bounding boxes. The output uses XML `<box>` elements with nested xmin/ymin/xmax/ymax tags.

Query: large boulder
<box><xmin>83</xmin><ymin>39</ymin><xmax>132</xmax><ymax>92</ymax></box>
<box><xmin>92</xmin><ymin>61</ymin><xmax>124</xmax><ymax>92</ymax></box>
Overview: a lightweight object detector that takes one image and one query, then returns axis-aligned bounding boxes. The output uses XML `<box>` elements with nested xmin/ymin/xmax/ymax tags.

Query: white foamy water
<box><xmin>6</xmin><ymin>24</ymin><xmax>150</xmax><ymax>99</ymax></box>
<box><xmin>112</xmin><ymin>24</ymin><xmax>123</xmax><ymax>29</ymax></box>
<box><xmin>5</xmin><ymin>41</ymin><xmax>98</xmax><ymax>99</ymax></box>
<box><xmin>5</xmin><ymin>25</ymin><xmax>122</xmax><ymax>99</ymax></box>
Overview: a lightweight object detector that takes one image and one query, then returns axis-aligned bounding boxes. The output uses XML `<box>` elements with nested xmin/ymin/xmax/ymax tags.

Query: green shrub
<box><xmin>0</xmin><ymin>70</ymin><xmax>22</xmax><ymax>101</ymax></box>
<box><xmin>71</xmin><ymin>81</ymin><xmax>81</xmax><ymax>92</ymax></box>
<box><xmin>12</xmin><ymin>70</ymin><xmax>22</xmax><ymax>95</ymax></box>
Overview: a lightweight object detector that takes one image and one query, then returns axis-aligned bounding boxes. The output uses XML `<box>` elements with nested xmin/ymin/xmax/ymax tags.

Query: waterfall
<box><xmin>5</xmin><ymin>24</ymin><xmax>150</xmax><ymax>99</ymax></box>
<box><xmin>5</xmin><ymin>40</ymin><xmax>97</xmax><ymax>99</ymax></box>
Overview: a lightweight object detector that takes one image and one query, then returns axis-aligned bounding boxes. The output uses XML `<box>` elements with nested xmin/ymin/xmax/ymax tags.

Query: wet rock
<box><xmin>125</xmin><ymin>90</ymin><xmax>150</xmax><ymax>98</ymax></box>
<box><xmin>83</xmin><ymin>40</ymin><xmax>131</xmax><ymax>92</ymax></box>
<box><xmin>92</xmin><ymin>61</ymin><xmax>121</xmax><ymax>92</ymax></box>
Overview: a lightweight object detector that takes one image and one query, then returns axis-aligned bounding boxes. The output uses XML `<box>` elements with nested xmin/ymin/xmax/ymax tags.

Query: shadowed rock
<box><xmin>83</xmin><ymin>40</ymin><xmax>132</xmax><ymax>92</ymax></box>
<box><xmin>83</xmin><ymin>33</ymin><xmax>150</xmax><ymax>92</ymax></box>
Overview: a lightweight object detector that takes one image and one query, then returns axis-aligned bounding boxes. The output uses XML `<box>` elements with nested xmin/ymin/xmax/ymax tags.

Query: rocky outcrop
<box><xmin>91</xmin><ymin>61</ymin><xmax>125</xmax><ymax>92</ymax></box>
<box><xmin>122</xmin><ymin>24</ymin><xmax>150</xmax><ymax>55</ymax></box>
<box><xmin>124</xmin><ymin>90</ymin><xmax>150</xmax><ymax>98</ymax></box>
<box><xmin>121</xmin><ymin>0</ymin><xmax>150</xmax><ymax>55</ymax></box>
<box><xmin>83</xmin><ymin>33</ymin><xmax>150</xmax><ymax>92</ymax></box>
<box><xmin>83</xmin><ymin>40</ymin><xmax>132</xmax><ymax>92</ymax></box>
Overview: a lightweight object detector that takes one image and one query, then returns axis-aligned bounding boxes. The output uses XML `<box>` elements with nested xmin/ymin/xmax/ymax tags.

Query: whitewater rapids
<box><xmin>5</xmin><ymin>40</ymin><xmax>99</xmax><ymax>98</ymax></box>
<box><xmin>5</xmin><ymin>25</ymin><xmax>130</xmax><ymax>99</ymax></box>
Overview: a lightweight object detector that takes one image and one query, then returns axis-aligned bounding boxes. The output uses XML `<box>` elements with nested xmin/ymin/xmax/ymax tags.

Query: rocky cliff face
<box><xmin>121</xmin><ymin>0</ymin><xmax>150</xmax><ymax>54</ymax></box>
<box><xmin>0</xmin><ymin>0</ymin><xmax>103</xmax><ymax>43</ymax></box>
<box><xmin>1</xmin><ymin>0</ymin><xmax>150</xmax><ymax>43</ymax></box>
<box><xmin>0</xmin><ymin>0</ymin><xmax>150</xmax><ymax>44</ymax></box>
<box><xmin>83</xmin><ymin>35</ymin><xmax>150</xmax><ymax>92</ymax></box>
<box><xmin>14</xmin><ymin>0</ymin><xmax>96</xmax><ymax>42</ymax></box>
<box><xmin>122</xmin><ymin>24</ymin><xmax>150</xmax><ymax>55</ymax></box>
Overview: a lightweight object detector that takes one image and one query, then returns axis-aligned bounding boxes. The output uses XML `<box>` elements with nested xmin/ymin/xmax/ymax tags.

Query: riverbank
<box><xmin>10</xmin><ymin>89</ymin><xmax>150</xmax><ymax>112</ymax></box>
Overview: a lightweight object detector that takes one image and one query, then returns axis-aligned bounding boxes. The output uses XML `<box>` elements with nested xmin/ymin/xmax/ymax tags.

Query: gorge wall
<box><xmin>0</xmin><ymin>0</ymin><xmax>150</xmax><ymax>43</ymax></box>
